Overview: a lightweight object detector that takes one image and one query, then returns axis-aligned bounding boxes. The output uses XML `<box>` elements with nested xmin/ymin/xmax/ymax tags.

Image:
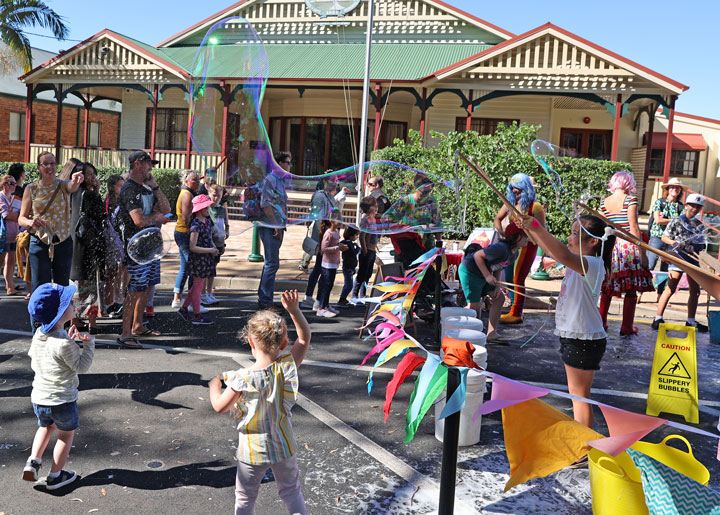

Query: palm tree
<box><xmin>0</xmin><ymin>0</ymin><xmax>68</xmax><ymax>73</ymax></box>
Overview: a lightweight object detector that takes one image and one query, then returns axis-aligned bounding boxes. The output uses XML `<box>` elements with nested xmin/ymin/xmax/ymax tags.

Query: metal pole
<box><xmin>248</xmin><ymin>225</ymin><xmax>264</xmax><ymax>262</ymax></box>
<box><xmin>438</xmin><ymin>366</ymin><xmax>461</xmax><ymax>515</ymax></box>
<box><xmin>355</xmin><ymin>0</ymin><xmax>375</xmax><ymax>227</ymax></box>
<box><xmin>431</xmin><ymin>240</ymin><xmax>443</xmax><ymax>350</ymax></box>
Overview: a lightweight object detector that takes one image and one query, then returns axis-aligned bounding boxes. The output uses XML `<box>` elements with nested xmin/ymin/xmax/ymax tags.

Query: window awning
<box><xmin>646</xmin><ymin>132</ymin><xmax>707</xmax><ymax>151</ymax></box>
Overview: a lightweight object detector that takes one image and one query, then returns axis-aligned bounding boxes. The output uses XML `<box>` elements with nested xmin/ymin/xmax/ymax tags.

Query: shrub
<box><xmin>371</xmin><ymin>123</ymin><xmax>632</xmax><ymax>241</ymax></box>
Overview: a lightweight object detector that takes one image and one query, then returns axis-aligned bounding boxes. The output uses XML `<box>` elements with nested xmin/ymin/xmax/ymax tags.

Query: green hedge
<box><xmin>0</xmin><ymin>162</ymin><xmax>182</xmax><ymax>215</ymax></box>
<box><xmin>371</xmin><ymin>123</ymin><xmax>632</xmax><ymax>241</ymax></box>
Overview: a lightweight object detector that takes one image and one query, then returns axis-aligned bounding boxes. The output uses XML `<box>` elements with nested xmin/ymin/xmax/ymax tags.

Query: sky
<box><xmin>25</xmin><ymin>0</ymin><xmax>720</xmax><ymax>119</ymax></box>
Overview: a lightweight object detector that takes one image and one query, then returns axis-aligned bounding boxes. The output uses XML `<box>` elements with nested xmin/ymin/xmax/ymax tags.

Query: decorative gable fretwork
<box><xmin>167</xmin><ymin>0</ymin><xmax>507</xmax><ymax>46</ymax></box>
<box><xmin>26</xmin><ymin>35</ymin><xmax>183</xmax><ymax>85</ymax></box>
<box><xmin>462</xmin><ymin>35</ymin><xmax>636</xmax><ymax>92</ymax></box>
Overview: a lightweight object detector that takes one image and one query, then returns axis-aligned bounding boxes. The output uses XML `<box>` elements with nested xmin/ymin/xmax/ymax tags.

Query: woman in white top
<box><xmin>517</xmin><ymin>214</ymin><xmax>615</xmax><ymax>429</ymax></box>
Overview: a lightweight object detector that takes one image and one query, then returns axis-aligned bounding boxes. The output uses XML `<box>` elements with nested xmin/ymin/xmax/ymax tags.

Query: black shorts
<box><xmin>559</xmin><ymin>337</ymin><xmax>607</xmax><ymax>371</ymax></box>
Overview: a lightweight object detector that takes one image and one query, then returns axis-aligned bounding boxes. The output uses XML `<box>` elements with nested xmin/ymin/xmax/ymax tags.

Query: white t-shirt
<box><xmin>554</xmin><ymin>255</ymin><xmax>607</xmax><ymax>340</ymax></box>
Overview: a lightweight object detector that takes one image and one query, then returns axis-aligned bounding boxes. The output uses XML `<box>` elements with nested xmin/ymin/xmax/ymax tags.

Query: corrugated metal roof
<box><xmin>162</xmin><ymin>43</ymin><xmax>490</xmax><ymax>80</ymax></box>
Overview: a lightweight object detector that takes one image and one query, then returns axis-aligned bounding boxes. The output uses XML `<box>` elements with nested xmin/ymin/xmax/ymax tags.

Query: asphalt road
<box><xmin>2</xmin><ymin>288</ymin><xmax>720</xmax><ymax>514</ymax></box>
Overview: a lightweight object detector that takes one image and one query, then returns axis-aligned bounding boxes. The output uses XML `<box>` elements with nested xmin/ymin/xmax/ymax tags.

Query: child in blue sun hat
<box><xmin>24</xmin><ymin>283</ymin><xmax>95</xmax><ymax>490</ymax></box>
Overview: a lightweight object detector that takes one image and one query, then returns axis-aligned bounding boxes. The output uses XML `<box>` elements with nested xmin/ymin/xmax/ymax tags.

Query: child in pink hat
<box><xmin>178</xmin><ymin>194</ymin><xmax>218</xmax><ymax>325</ymax></box>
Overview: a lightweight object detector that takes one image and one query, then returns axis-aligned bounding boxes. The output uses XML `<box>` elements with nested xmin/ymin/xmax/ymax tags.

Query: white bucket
<box><xmin>441</xmin><ymin>307</ymin><xmax>476</xmax><ymax>319</ymax></box>
<box><xmin>443</xmin><ymin>315</ymin><xmax>484</xmax><ymax>334</ymax></box>
<box><xmin>435</xmin><ymin>348</ymin><xmax>487</xmax><ymax>446</ymax></box>
<box><xmin>442</xmin><ymin>328</ymin><xmax>487</xmax><ymax>348</ymax></box>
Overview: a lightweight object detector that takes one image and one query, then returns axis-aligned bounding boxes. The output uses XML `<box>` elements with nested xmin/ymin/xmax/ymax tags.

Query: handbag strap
<box><xmin>74</xmin><ymin>189</ymin><xmax>86</xmax><ymax>232</ymax></box>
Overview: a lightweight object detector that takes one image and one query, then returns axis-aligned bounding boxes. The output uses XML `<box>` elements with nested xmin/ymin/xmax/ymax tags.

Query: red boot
<box><xmin>599</xmin><ymin>292</ymin><xmax>612</xmax><ymax>331</ymax></box>
<box><xmin>620</xmin><ymin>294</ymin><xmax>639</xmax><ymax>336</ymax></box>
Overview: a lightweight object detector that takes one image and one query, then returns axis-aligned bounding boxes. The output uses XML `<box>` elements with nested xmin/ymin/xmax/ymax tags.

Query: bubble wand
<box><xmin>455</xmin><ymin>152</ymin><xmax>523</xmax><ymax>219</ymax></box>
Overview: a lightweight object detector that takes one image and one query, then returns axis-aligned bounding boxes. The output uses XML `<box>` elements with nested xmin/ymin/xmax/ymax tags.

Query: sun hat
<box><xmin>192</xmin><ymin>194</ymin><xmax>214</xmax><ymax>213</ymax></box>
<box><xmin>661</xmin><ymin>177</ymin><xmax>688</xmax><ymax>191</ymax></box>
<box><xmin>28</xmin><ymin>283</ymin><xmax>77</xmax><ymax>334</ymax></box>
<box><xmin>685</xmin><ymin>193</ymin><xmax>705</xmax><ymax>207</ymax></box>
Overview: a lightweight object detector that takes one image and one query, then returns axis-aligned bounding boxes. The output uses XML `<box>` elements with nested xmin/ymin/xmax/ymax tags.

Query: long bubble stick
<box><xmin>577</xmin><ymin>202</ymin><xmax>720</xmax><ymax>282</ymax></box>
<box><xmin>455</xmin><ymin>152</ymin><xmax>523</xmax><ymax>219</ymax></box>
<box><xmin>497</xmin><ymin>281</ymin><xmax>553</xmax><ymax>294</ymax></box>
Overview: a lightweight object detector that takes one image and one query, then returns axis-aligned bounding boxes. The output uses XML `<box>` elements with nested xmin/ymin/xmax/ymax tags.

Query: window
<box><xmin>558</xmin><ymin>128</ymin><xmax>612</xmax><ymax>160</ymax></box>
<box><xmin>648</xmin><ymin>149</ymin><xmax>699</xmax><ymax>178</ymax></box>
<box><xmin>145</xmin><ymin>108</ymin><xmax>188</xmax><ymax>151</ymax></box>
<box><xmin>455</xmin><ymin>117</ymin><xmax>518</xmax><ymax>135</ymax></box>
<box><xmin>270</xmin><ymin>116</ymin><xmax>407</xmax><ymax>175</ymax></box>
<box><xmin>9</xmin><ymin>112</ymin><xmax>25</xmax><ymax>142</ymax></box>
<box><xmin>88</xmin><ymin>122</ymin><xmax>101</xmax><ymax>147</ymax></box>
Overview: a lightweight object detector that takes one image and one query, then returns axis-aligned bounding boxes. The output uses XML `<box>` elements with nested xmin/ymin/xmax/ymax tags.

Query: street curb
<box><xmin>159</xmin><ymin>273</ymin><xmax>346</xmax><ymax>295</ymax></box>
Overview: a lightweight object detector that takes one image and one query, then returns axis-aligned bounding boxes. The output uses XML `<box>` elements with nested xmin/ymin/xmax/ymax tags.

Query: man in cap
<box><xmin>115</xmin><ymin>151</ymin><xmax>171</xmax><ymax>347</ymax></box>
<box><xmin>652</xmin><ymin>193</ymin><xmax>708</xmax><ymax>332</ymax></box>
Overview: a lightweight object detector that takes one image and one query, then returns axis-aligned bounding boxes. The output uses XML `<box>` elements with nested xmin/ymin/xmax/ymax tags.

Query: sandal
<box><xmin>132</xmin><ymin>328</ymin><xmax>161</xmax><ymax>337</ymax></box>
<box><xmin>24</xmin><ymin>293</ymin><xmax>32</xmax><ymax>300</ymax></box>
<box><xmin>6</xmin><ymin>290</ymin><xmax>20</xmax><ymax>296</ymax></box>
<box><xmin>116</xmin><ymin>336</ymin><xmax>143</xmax><ymax>349</ymax></box>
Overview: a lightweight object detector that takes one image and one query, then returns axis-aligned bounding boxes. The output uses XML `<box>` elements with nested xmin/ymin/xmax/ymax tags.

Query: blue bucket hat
<box><xmin>28</xmin><ymin>283</ymin><xmax>76</xmax><ymax>334</ymax></box>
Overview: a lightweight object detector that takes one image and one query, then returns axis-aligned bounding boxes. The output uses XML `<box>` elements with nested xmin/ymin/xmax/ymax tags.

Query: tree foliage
<box><xmin>0</xmin><ymin>0</ymin><xmax>69</xmax><ymax>72</ymax></box>
<box><xmin>371</xmin><ymin>123</ymin><xmax>632</xmax><ymax>241</ymax></box>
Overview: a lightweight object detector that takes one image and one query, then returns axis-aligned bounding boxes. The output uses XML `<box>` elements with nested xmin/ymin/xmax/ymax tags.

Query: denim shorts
<box><xmin>33</xmin><ymin>401</ymin><xmax>79</xmax><ymax>431</ymax></box>
<box><xmin>559</xmin><ymin>337</ymin><xmax>607</xmax><ymax>371</ymax></box>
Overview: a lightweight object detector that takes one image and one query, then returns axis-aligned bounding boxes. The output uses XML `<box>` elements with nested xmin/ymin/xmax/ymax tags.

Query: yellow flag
<box><xmin>502</xmin><ymin>398</ymin><xmax>604</xmax><ymax>491</ymax></box>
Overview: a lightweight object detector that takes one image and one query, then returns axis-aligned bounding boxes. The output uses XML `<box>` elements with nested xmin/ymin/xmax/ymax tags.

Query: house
<box><xmin>16</xmin><ymin>0</ymin><xmax>718</xmax><ymax>208</ymax></box>
<box><xmin>1</xmin><ymin>46</ymin><xmax>120</xmax><ymax>164</ymax></box>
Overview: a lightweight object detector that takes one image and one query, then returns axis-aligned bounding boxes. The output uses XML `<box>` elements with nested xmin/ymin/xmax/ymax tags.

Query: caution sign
<box><xmin>647</xmin><ymin>323</ymin><xmax>699</xmax><ymax>424</ymax></box>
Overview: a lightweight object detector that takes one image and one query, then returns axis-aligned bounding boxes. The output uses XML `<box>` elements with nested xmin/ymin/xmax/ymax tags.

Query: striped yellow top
<box><xmin>224</xmin><ymin>351</ymin><xmax>298</xmax><ymax>465</ymax></box>
<box><xmin>175</xmin><ymin>188</ymin><xmax>193</xmax><ymax>233</ymax></box>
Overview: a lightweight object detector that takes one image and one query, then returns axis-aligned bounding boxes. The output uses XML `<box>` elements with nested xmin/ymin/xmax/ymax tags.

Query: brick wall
<box><xmin>0</xmin><ymin>94</ymin><xmax>120</xmax><ymax>163</ymax></box>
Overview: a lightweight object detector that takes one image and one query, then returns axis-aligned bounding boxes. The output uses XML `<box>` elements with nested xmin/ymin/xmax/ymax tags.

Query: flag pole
<box><xmin>355</xmin><ymin>0</ymin><xmax>375</xmax><ymax>226</ymax></box>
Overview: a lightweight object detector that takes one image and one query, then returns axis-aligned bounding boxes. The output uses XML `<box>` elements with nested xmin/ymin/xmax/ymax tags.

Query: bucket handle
<box><xmin>597</xmin><ymin>456</ymin><xmax>627</xmax><ymax>479</ymax></box>
<box><xmin>660</xmin><ymin>434</ymin><xmax>694</xmax><ymax>457</ymax></box>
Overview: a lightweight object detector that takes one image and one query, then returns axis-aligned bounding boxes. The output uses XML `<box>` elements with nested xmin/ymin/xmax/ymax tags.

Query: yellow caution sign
<box><xmin>647</xmin><ymin>323</ymin><xmax>698</xmax><ymax>424</ymax></box>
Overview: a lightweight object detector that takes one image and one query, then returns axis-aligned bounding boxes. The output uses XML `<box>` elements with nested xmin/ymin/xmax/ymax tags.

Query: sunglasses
<box><xmin>5</xmin><ymin>181</ymin><xmax>16</xmax><ymax>185</ymax></box>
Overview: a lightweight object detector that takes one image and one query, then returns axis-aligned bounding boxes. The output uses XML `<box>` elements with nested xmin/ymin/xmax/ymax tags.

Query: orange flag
<box><xmin>502</xmin><ymin>398</ymin><xmax>604</xmax><ymax>491</ymax></box>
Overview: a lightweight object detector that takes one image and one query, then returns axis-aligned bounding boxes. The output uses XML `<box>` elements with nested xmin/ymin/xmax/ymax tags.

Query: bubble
<box><xmin>188</xmin><ymin>17</ymin><xmax>466</xmax><ymax>236</ymax></box>
<box><xmin>127</xmin><ymin>227</ymin><xmax>172</xmax><ymax>265</ymax></box>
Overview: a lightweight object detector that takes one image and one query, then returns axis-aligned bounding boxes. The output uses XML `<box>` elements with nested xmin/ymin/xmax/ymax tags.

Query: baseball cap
<box><xmin>686</xmin><ymin>193</ymin><xmax>705</xmax><ymax>207</ymax></box>
<box><xmin>28</xmin><ymin>283</ymin><xmax>77</xmax><ymax>334</ymax></box>
<box><xmin>129</xmin><ymin>150</ymin><xmax>159</xmax><ymax>166</ymax></box>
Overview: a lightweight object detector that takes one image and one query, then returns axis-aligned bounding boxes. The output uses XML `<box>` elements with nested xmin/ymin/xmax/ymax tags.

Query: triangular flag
<box><xmin>438</xmin><ymin>368</ymin><xmax>470</xmax><ymax>420</ymax></box>
<box><xmin>502</xmin><ymin>398</ymin><xmax>604</xmax><ymax>491</ymax></box>
<box><xmin>586</xmin><ymin>406</ymin><xmax>666</xmax><ymax>457</ymax></box>
<box><xmin>405</xmin><ymin>356</ymin><xmax>447</xmax><ymax>442</ymax></box>
<box><xmin>474</xmin><ymin>376</ymin><xmax>549</xmax><ymax>420</ymax></box>
<box><xmin>383</xmin><ymin>352</ymin><xmax>426</xmax><ymax>422</ymax></box>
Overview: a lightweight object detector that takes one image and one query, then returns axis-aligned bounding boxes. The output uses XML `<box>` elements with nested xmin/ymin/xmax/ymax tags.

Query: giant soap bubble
<box><xmin>188</xmin><ymin>16</ymin><xmax>466</xmax><ymax>235</ymax></box>
<box><xmin>127</xmin><ymin>227</ymin><xmax>172</xmax><ymax>265</ymax></box>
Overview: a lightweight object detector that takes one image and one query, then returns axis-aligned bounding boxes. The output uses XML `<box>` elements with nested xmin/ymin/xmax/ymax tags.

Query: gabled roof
<box><xmin>20</xmin><ymin>29</ymin><xmax>190</xmax><ymax>83</ymax></box>
<box><xmin>431</xmin><ymin>23</ymin><xmax>688</xmax><ymax>95</ymax></box>
<box><xmin>157</xmin><ymin>0</ymin><xmax>513</xmax><ymax>48</ymax></box>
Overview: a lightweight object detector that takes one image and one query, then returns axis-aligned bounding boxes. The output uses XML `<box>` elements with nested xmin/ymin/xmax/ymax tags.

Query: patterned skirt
<box><xmin>602</xmin><ymin>240</ymin><xmax>655</xmax><ymax>296</ymax></box>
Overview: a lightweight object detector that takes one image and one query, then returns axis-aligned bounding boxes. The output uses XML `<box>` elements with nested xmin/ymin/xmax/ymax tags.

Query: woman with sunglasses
<box><xmin>0</xmin><ymin>175</ymin><xmax>21</xmax><ymax>294</ymax></box>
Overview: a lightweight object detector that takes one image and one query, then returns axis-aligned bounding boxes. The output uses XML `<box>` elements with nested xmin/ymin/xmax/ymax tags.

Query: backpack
<box><xmin>0</xmin><ymin>215</ymin><xmax>5</xmax><ymax>254</ymax></box>
<box><xmin>242</xmin><ymin>183</ymin><xmax>262</xmax><ymax>221</ymax></box>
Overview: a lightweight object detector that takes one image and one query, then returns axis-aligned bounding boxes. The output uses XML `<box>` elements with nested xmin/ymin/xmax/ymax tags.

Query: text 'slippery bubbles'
<box><xmin>127</xmin><ymin>227</ymin><xmax>172</xmax><ymax>265</ymax></box>
<box><xmin>187</xmin><ymin>16</ymin><xmax>466</xmax><ymax>235</ymax></box>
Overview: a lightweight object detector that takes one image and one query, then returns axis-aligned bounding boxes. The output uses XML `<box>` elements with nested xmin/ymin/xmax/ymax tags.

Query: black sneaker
<box><xmin>22</xmin><ymin>458</ymin><xmax>41</xmax><ymax>482</ymax></box>
<box><xmin>651</xmin><ymin>318</ymin><xmax>665</xmax><ymax>330</ymax></box>
<box><xmin>687</xmin><ymin>321</ymin><xmax>709</xmax><ymax>333</ymax></box>
<box><xmin>46</xmin><ymin>469</ymin><xmax>77</xmax><ymax>490</ymax></box>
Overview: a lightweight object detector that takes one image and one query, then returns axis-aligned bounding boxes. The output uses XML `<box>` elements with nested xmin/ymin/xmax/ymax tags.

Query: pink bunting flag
<box><xmin>586</xmin><ymin>405</ymin><xmax>666</xmax><ymax>457</ymax></box>
<box><xmin>360</xmin><ymin>323</ymin><xmax>405</xmax><ymax>366</ymax></box>
<box><xmin>474</xmin><ymin>376</ymin><xmax>549</xmax><ymax>421</ymax></box>
<box><xmin>383</xmin><ymin>352</ymin><xmax>426</xmax><ymax>422</ymax></box>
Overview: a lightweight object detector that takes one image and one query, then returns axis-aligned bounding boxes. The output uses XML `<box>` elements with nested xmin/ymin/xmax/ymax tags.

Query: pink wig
<box><xmin>607</xmin><ymin>171</ymin><xmax>636</xmax><ymax>194</ymax></box>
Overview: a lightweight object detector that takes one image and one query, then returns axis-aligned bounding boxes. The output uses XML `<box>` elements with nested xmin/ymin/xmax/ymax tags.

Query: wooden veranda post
<box><xmin>465</xmin><ymin>90</ymin><xmax>473</xmax><ymax>132</ymax></box>
<box><xmin>55</xmin><ymin>84</ymin><xmax>63</xmax><ymax>160</ymax></box>
<box><xmin>419</xmin><ymin>87</ymin><xmax>427</xmax><ymax>139</ymax></box>
<box><xmin>24</xmin><ymin>84</ymin><xmax>33</xmax><ymax>162</ymax></box>
<box><xmin>373</xmin><ymin>83</ymin><xmax>382</xmax><ymax>150</ymax></box>
<box><xmin>644</xmin><ymin>107</ymin><xmax>656</xmax><ymax>181</ymax></box>
<box><xmin>662</xmin><ymin>96</ymin><xmax>677</xmax><ymax>182</ymax></box>
<box><xmin>83</xmin><ymin>94</ymin><xmax>91</xmax><ymax>160</ymax></box>
<box><xmin>150</xmin><ymin>84</ymin><xmax>159</xmax><ymax>159</ymax></box>
<box><xmin>611</xmin><ymin>94</ymin><xmax>622</xmax><ymax>161</ymax></box>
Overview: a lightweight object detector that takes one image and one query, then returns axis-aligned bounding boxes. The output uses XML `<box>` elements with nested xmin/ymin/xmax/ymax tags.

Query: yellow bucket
<box><xmin>588</xmin><ymin>435</ymin><xmax>709</xmax><ymax>515</ymax></box>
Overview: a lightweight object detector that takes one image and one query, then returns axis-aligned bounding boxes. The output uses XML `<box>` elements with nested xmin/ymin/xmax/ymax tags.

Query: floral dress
<box><xmin>600</xmin><ymin>195</ymin><xmax>654</xmax><ymax>295</ymax></box>
<box><xmin>188</xmin><ymin>218</ymin><xmax>216</xmax><ymax>279</ymax></box>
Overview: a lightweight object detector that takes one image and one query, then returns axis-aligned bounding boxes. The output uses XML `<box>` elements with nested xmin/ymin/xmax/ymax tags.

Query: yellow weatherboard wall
<box><xmin>646</xmin><ymin>323</ymin><xmax>699</xmax><ymax>424</ymax></box>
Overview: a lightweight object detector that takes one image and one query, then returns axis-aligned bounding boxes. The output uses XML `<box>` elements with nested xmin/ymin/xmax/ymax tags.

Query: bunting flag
<box><xmin>587</xmin><ymin>406</ymin><xmax>667</xmax><ymax>457</ymax></box>
<box><xmin>405</xmin><ymin>355</ymin><xmax>448</xmax><ymax>442</ymax></box>
<box><xmin>384</xmin><ymin>352</ymin><xmax>426</xmax><ymax>422</ymax></box>
<box><xmin>502</xmin><ymin>398</ymin><xmax>604</xmax><ymax>491</ymax></box>
<box><xmin>627</xmin><ymin>448</ymin><xmax>720</xmax><ymax>514</ymax></box>
<box><xmin>438</xmin><ymin>368</ymin><xmax>470</xmax><ymax>421</ymax></box>
<box><xmin>474</xmin><ymin>375</ymin><xmax>549</xmax><ymax>421</ymax></box>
